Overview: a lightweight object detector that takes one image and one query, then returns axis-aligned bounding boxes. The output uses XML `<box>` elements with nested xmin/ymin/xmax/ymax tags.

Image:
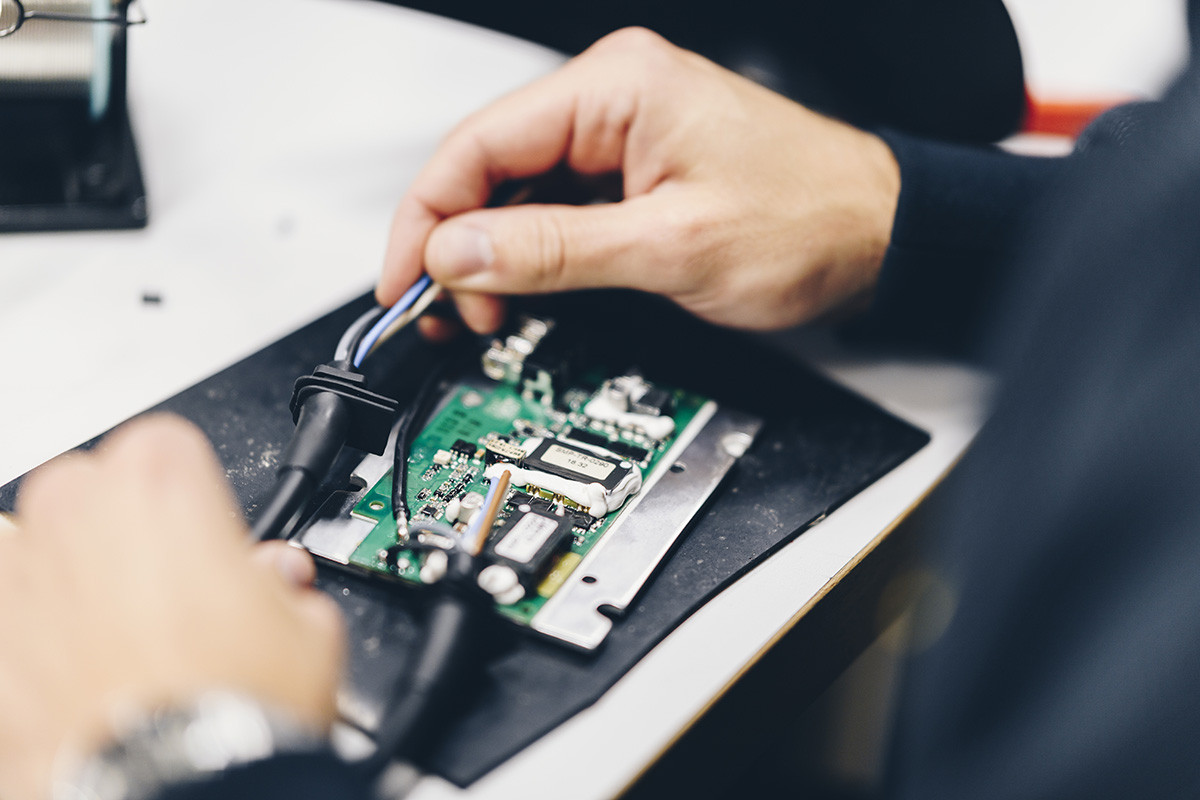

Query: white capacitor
<box><xmin>477</xmin><ymin>564</ymin><xmax>525</xmax><ymax>606</ymax></box>
<box><xmin>456</xmin><ymin>490</ymin><xmax>486</xmax><ymax>526</ymax></box>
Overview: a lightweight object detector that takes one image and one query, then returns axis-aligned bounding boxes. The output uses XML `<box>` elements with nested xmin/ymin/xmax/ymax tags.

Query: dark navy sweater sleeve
<box><xmin>851</xmin><ymin>131</ymin><xmax>1068</xmax><ymax>357</ymax></box>
<box><xmin>886</xmin><ymin>71</ymin><xmax>1200</xmax><ymax>800</ymax></box>
<box><xmin>153</xmin><ymin>752</ymin><xmax>372</xmax><ymax>800</ymax></box>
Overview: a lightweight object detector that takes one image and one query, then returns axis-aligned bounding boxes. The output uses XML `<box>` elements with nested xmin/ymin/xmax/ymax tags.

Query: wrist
<box><xmin>51</xmin><ymin>690</ymin><xmax>331</xmax><ymax>800</ymax></box>
<box><xmin>800</xmin><ymin>122</ymin><xmax>901</xmax><ymax>322</ymax></box>
<box><xmin>846</xmin><ymin>127</ymin><xmax>902</xmax><ymax>303</ymax></box>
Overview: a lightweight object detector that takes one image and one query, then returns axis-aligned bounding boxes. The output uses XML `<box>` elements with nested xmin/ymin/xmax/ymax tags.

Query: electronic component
<box><xmin>477</xmin><ymin>564</ymin><xmax>525</xmax><ymax>606</ymax></box>
<box><xmin>484</xmin><ymin>437</ymin><xmax>525</xmax><ymax>465</ymax></box>
<box><xmin>507</xmin><ymin>491</ymin><xmax>535</xmax><ymax>509</ymax></box>
<box><xmin>485</xmin><ymin>448</ymin><xmax>642</xmax><ymax>517</ymax></box>
<box><xmin>632</xmin><ymin>387</ymin><xmax>674</xmax><ymax>417</ymax></box>
<box><xmin>456</xmin><ymin>491</ymin><xmax>486</xmax><ymax>526</ymax></box>
<box><xmin>432</xmin><ymin>449</ymin><xmax>453</xmax><ymax>466</ymax></box>
<box><xmin>512</xmin><ymin>418</ymin><xmax>546</xmax><ymax>437</ymax></box>
<box><xmin>522</xmin><ymin>437</ymin><xmax>631</xmax><ymax>492</ymax></box>
<box><xmin>604</xmin><ymin>439</ymin><xmax>650</xmax><ymax>463</ymax></box>
<box><xmin>481</xmin><ymin>314</ymin><xmax>576</xmax><ymax>405</ymax></box>
<box><xmin>585</xmin><ymin>376</ymin><xmax>676</xmax><ymax>439</ymax></box>
<box><xmin>480</xmin><ymin>508</ymin><xmax>574</xmax><ymax>601</ymax></box>
<box><xmin>434</xmin><ymin>469</ymin><xmax>475</xmax><ymax>501</ymax></box>
<box><xmin>482</xmin><ymin>315</ymin><xmax>555</xmax><ymax>384</ymax></box>
<box><xmin>565</xmin><ymin>428</ymin><xmax>650</xmax><ymax>463</ymax></box>
<box><xmin>564</xmin><ymin>428</ymin><xmax>608</xmax><ymax>448</ymax></box>
<box><xmin>292</xmin><ymin>346</ymin><xmax>760</xmax><ymax>648</ymax></box>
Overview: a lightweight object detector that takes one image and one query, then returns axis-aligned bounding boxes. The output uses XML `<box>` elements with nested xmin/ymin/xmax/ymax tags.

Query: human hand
<box><xmin>380</xmin><ymin>27</ymin><xmax>900</xmax><ymax>335</ymax></box>
<box><xmin>0</xmin><ymin>416</ymin><xmax>344</xmax><ymax>800</ymax></box>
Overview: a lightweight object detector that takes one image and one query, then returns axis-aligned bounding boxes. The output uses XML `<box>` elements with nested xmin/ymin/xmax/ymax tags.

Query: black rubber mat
<box><xmin>0</xmin><ymin>290</ymin><xmax>929</xmax><ymax>786</ymax></box>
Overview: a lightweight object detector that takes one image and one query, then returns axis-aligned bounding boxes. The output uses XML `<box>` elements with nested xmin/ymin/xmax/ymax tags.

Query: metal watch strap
<box><xmin>52</xmin><ymin>690</ymin><xmax>329</xmax><ymax>800</ymax></box>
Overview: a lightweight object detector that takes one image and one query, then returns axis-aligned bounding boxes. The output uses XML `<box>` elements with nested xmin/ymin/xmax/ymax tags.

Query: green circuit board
<box><xmin>341</xmin><ymin>375</ymin><xmax>707</xmax><ymax>625</ymax></box>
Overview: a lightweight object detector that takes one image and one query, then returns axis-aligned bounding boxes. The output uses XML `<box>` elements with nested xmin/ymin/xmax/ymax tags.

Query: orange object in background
<box><xmin>1022</xmin><ymin>90</ymin><xmax>1134</xmax><ymax>138</ymax></box>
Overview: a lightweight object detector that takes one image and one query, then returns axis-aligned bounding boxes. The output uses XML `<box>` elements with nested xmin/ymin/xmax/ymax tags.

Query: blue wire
<box><xmin>352</xmin><ymin>274</ymin><xmax>434</xmax><ymax>368</ymax></box>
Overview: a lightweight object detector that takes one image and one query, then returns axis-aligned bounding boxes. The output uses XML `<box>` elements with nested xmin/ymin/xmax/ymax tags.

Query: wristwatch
<box><xmin>52</xmin><ymin>691</ymin><xmax>330</xmax><ymax>800</ymax></box>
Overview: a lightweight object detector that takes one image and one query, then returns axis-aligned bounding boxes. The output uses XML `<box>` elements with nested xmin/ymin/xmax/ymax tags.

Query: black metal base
<box><xmin>0</xmin><ymin>99</ymin><xmax>147</xmax><ymax>233</ymax></box>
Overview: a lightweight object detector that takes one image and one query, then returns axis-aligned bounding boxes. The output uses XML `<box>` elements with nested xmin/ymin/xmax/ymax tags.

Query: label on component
<box><xmin>540</xmin><ymin>444</ymin><xmax>616</xmax><ymax>482</ymax></box>
<box><xmin>494</xmin><ymin>513</ymin><xmax>562</xmax><ymax>564</ymax></box>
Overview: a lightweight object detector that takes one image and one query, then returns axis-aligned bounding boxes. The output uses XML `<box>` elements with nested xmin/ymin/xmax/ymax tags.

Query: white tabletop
<box><xmin>0</xmin><ymin>2</ymin><xmax>991</xmax><ymax>797</ymax></box>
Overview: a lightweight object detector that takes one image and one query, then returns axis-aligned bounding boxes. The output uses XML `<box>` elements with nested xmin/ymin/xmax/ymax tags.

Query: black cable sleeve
<box><xmin>359</xmin><ymin>551</ymin><xmax>492</xmax><ymax>776</ymax></box>
<box><xmin>281</xmin><ymin>392</ymin><xmax>352</xmax><ymax>475</ymax></box>
<box><xmin>250</xmin><ymin>468</ymin><xmax>314</xmax><ymax>542</ymax></box>
<box><xmin>252</xmin><ymin>392</ymin><xmax>352</xmax><ymax>541</ymax></box>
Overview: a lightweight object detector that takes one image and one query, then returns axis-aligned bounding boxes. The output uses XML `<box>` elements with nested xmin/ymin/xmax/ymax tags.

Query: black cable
<box><xmin>391</xmin><ymin>365</ymin><xmax>453</xmax><ymax>532</ymax></box>
<box><xmin>357</xmin><ymin>549</ymin><xmax>493</xmax><ymax>777</ymax></box>
<box><xmin>250</xmin><ymin>468</ymin><xmax>314</xmax><ymax>542</ymax></box>
<box><xmin>249</xmin><ymin>310</ymin><xmax>500</xmax><ymax>775</ymax></box>
<box><xmin>390</xmin><ymin>404</ymin><xmax>418</xmax><ymax>532</ymax></box>
<box><xmin>253</xmin><ymin>391</ymin><xmax>352</xmax><ymax>541</ymax></box>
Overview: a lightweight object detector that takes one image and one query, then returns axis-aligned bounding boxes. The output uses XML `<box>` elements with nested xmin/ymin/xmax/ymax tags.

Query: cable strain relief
<box><xmin>289</xmin><ymin>363</ymin><xmax>399</xmax><ymax>455</ymax></box>
<box><xmin>280</xmin><ymin>392</ymin><xmax>351</xmax><ymax>476</ymax></box>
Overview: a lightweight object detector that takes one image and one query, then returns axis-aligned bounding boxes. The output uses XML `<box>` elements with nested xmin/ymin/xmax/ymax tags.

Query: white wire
<box><xmin>334</xmin><ymin>307</ymin><xmax>385</xmax><ymax>364</ymax></box>
<box><xmin>367</xmin><ymin>281</ymin><xmax>442</xmax><ymax>354</ymax></box>
<box><xmin>352</xmin><ymin>275</ymin><xmax>438</xmax><ymax>368</ymax></box>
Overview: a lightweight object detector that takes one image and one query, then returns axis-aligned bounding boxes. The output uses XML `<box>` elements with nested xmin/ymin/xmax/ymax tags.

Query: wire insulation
<box><xmin>335</xmin><ymin>306</ymin><xmax>386</xmax><ymax>368</ymax></box>
<box><xmin>372</xmin><ymin>281</ymin><xmax>441</xmax><ymax>352</ymax></box>
<box><xmin>391</xmin><ymin>362</ymin><xmax>453</xmax><ymax>532</ymax></box>
<box><xmin>353</xmin><ymin>275</ymin><xmax>435</xmax><ymax>368</ymax></box>
<box><xmin>250</xmin><ymin>468</ymin><xmax>314</xmax><ymax>542</ymax></box>
<box><xmin>467</xmin><ymin>470</ymin><xmax>510</xmax><ymax>555</ymax></box>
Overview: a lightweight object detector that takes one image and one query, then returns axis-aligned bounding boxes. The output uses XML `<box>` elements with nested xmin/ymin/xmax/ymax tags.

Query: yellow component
<box><xmin>537</xmin><ymin>552</ymin><xmax>583</xmax><ymax>597</ymax></box>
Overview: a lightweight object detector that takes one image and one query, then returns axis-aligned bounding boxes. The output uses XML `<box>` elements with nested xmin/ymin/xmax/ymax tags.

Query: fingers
<box><xmin>14</xmin><ymin>452</ymin><xmax>98</xmax><ymax>534</ymax></box>
<box><xmin>101</xmin><ymin>416</ymin><xmax>248</xmax><ymax>549</ymax></box>
<box><xmin>252</xmin><ymin>541</ymin><xmax>317</xmax><ymax>588</ymax></box>
<box><xmin>282</xmin><ymin>589</ymin><xmax>346</xmax><ymax>727</ymax></box>
<box><xmin>425</xmin><ymin>195</ymin><xmax>692</xmax><ymax>299</ymax></box>
<box><xmin>16</xmin><ymin>415</ymin><xmax>246</xmax><ymax>555</ymax></box>
<box><xmin>377</xmin><ymin>77</ymin><xmax>580</xmax><ymax>306</ymax></box>
<box><xmin>416</xmin><ymin>314</ymin><xmax>462</xmax><ymax>342</ymax></box>
<box><xmin>379</xmin><ymin>31</ymin><xmax>674</xmax><ymax>306</ymax></box>
<box><xmin>451</xmin><ymin>292</ymin><xmax>508</xmax><ymax>335</ymax></box>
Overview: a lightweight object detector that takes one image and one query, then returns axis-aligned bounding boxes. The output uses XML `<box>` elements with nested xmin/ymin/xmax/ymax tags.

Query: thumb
<box><xmin>424</xmin><ymin>197</ymin><xmax>687</xmax><ymax>298</ymax></box>
<box><xmin>251</xmin><ymin>540</ymin><xmax>318</xmax><ymax>588</ymax></box>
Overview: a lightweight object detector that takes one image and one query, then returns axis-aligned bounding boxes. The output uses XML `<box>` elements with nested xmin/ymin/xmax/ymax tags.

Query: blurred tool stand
<box><xmin>0</xmin><ymin>0</ymin><xmax>145</xmax><ymax>231</ymax></box>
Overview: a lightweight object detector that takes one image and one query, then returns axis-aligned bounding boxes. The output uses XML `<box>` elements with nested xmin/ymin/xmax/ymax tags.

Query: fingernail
<box><xmin>431</xmin><ymin>224</ymin><xmax>494</xmax><ymax>279</ymax></box>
